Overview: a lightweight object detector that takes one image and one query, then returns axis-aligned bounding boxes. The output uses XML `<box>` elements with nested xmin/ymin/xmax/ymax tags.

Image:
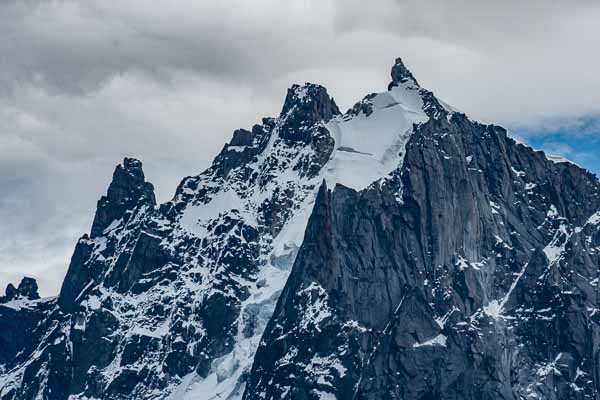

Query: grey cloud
<box><xmin>0</xmin><ymin>1</ymin><xmax>338</xmax><ymax>94</ymax></box>
<box><xmin>4</xmin><ymin>1</ymin><xmax>600</xmax><ymax>124</ymax></box>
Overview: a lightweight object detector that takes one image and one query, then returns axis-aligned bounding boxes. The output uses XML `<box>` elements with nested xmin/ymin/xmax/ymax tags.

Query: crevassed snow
<box><xmin>324</xmin><ymin>84</ymin><xmax>428</xmax><ymax>191</ymax></box>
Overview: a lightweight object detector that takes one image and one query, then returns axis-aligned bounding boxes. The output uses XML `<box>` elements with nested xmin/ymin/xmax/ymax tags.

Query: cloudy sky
<box><xmin>2</xmin><ymin>0</ymin><xmax>600</xmax><ymax>296</ymax></box>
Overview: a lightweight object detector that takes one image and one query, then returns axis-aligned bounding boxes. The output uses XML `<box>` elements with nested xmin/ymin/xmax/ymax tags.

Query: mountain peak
<box><xmin>0</xmin><ymin>277</ymin><xmax>40</xmax><ymax>303</ymax></box>
<box><xmin>16</xmin><ymin>277</ymin><xmax>40</xmax><ymax>300</ymax></box>
<box><xmin>281</xmin><ymin>83</ymin><xmax>340</xmax><ymax>121</ymax></box>
<box><xmin>110</xmin><ymin>157</ymin><xmax>146</xmax><ymax>192</ymax></box>
<box><xmin>122</xmin><ymin>156</ymin><xmax>142</xmax><ymax>170</ymax></box>
<box><xmin>279</xmin><ymin>83</ymin><xmax>340</xmax><ymax>143</ymax></box>
<box><xmin>90</xmin><ymin>157</ymin><xmax>156</xmax><ymax>237</ymax></box>
<box><xmin>388</xmin><ymin>57</ymin><xmax>419</xmax><ymax>90</ymax></box>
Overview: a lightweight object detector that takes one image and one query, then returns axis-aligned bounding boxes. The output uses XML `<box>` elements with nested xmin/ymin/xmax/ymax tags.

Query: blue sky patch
<box><xmin>514</xmin><ymin>117</ymin><xmax>600</xmax><ymax>176</ymax></box>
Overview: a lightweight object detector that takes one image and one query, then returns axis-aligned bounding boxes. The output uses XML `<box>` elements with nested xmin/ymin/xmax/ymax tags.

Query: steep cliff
<box><xmin>244</xmin><ymin>76</ymin><xmax>600</xmax><ymax>399</ymax></box>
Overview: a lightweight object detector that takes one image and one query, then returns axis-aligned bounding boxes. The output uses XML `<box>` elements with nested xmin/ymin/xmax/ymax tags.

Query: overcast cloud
<box><xmin>2</xmin><ymin>0</ymin><xmax>600</xmax><ymax>296</ymax></box>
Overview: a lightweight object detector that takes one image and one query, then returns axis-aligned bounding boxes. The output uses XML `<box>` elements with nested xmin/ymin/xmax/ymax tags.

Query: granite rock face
<box><xmin>90</xmin><ymin>157</ymin><xmax>156</xmax><ymax>238</ymax></box>
<box><xmin>388</xmin><ymin>57</ymin><xmax>420</xmax><ymax>88</ymax></box>
<box><xmin>244</xmin><ymin>114</ymin><xmax>600</xmax><ymax>399</ymax></box>
<box><xmin>2</xmin><ymin>57</ymin><xmax>600</xmax><ymax>400</ymax></box>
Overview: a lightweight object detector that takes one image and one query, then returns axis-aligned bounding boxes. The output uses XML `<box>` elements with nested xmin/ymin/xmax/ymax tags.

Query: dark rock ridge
<box><xmin>90</xmin><ymin>157</ymin><xmax>156</xmax><ymax>238</ymax></box>
<box><xmin>2</xmin><ymin>57</ymin><xmax>600</xmax><ymax>400</ymax></box>
<box><xmin>388</xmin><ymin>57</ymin><xmax>420</xmax><ymax>89</ymax></box>
<box><xmin>0</xmin><ymin>80</ymin><xmax>342</xmax><ymax>399</ymax></box>
<box><xmin>0</xmin><ymin>277</ymin><xmax>40</xmax><ymax>303</ymax></box>
<box><xmin>244</xmin><ymin>113</ymin><xmax>600</xmax><ymax>398</ymax></box>
<box><xmin>279</xmin><ymin>83</ymin><xmax>340</xmax><ymax>143</ymax></box>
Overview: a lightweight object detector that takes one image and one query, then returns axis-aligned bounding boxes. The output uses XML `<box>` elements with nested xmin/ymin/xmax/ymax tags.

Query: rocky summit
<box><xmin>2</xmin><ymin>58</ymin><xmax>600</xmax><ymax>400</ymax></box>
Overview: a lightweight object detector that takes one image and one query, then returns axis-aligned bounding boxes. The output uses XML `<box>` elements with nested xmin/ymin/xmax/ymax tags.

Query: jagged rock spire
<box><xmin>279</xmin><ymin>83</ymin><xmax>340</xmax><ymax>143</ymax></box>
<box><xmin>90</xmin><ymin>157</ymin><xmax>155</xmax><ymax>237</ymax></box>
<box><xmin>4</xmin><ymin>283</ymin><xmax>17</xmax><ymax>300</ymax></box>
<box><xmin>59</xmin><ymin>158</ymin><xmax>156</xmax><ymax>311</ymax></box>
<box><xmin>388</xmin><ymin>57</ymin><xmax>419</xmax><ymax>90</ymax></box>
<box><xmin>16</xmin><ymin>277</ymin><xmax>40</xmax><ymax>300</ymax></box>
<box><xmin>280</xmin><ymin>83</ymin><xmax>340</xmax><ymax>121</ymax></box>
<box><xmin>0</xmin><ymin>277</ymin><xmax>40</xmax><ymax>303</ymax></box>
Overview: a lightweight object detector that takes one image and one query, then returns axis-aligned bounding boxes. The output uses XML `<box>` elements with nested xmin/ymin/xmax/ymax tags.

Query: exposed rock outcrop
<box><xmin>245</xmin><ymin>113</ymin><xmax>600</xmax><ymax>399</ymax></box>
<box><xmin>0</xmin><ymin>277</ymin><xmax>40</xmax><ymax>303</ymax></box>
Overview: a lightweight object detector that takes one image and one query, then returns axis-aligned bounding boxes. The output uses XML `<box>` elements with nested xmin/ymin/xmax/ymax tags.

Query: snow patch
<box><xmin>586</xmin><ymin>211</ymin><xmax>600</xmax><ymax>226</ymax></box>
<box><xmin>543</xmin><ymin>224</ymin><xmax>570</xmax><ymax>266</ymax></box>
<box><xmin>324</xmin><ymin>82</ymin><xmax>428</xmax><ymax>191</ymax></box>
<box><xmin>413</xmin><ymin>333</ymin><xmax>447</xmax><ymax>348</ymax></box>
<box><xmin>298</xmin><ymin>282</ymin><xmax>333</xmax><ymax>332</ymax></box>
<box><xmin>477</xmin><ymin>261</ymin><xmax>530</xmax><ymax>321</ymax></box>
<box><xmin>511</xmin><ymin>167</ymin><xmax>526</xmax><ymax>177</ymax></box>
<box><xmin>547</xmin><ymin>205</ymin><xmax>559</xmax><ymax>219</ymax></box>
<box><xmin>456</xmin><ymin>256</ymin><xmax>483</xmax><ymax>271</ymax></box>
<box><xmin>312</xmin><ymin>390</ymin><xmax>337</xmax><ymax>400</ymax></box>
<box><xmin>483</xmin><ymin>300</ymin><xmax>503</xmax><ymax>319</ymax></box>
